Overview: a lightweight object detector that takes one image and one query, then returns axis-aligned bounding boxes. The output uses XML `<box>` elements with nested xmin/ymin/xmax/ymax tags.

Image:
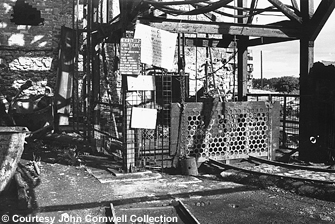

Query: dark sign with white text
<box><xmin>120</xmin><ymin>38</ymin><xmax>141</xmax><ymax>75</ymax></box>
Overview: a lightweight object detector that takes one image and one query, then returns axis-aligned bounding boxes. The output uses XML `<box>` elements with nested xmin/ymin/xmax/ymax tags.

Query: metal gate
<box><xmin>123</xmin><ymin>73</ymin><xmax>188</xmax><ymax>170</ymax></box>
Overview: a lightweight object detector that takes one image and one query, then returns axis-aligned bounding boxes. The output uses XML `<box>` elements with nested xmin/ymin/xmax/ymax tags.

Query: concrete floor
<box><xmin>1</xmin><ymin>155</ymin><xmax>335</xmax><ymax>224</ymax></box>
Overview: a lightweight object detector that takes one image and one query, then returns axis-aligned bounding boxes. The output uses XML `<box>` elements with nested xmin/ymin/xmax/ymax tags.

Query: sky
<box><xmin>249</xmin><ymin>1</ymin><xmax>335</xmax><ymax>79</ymax></box>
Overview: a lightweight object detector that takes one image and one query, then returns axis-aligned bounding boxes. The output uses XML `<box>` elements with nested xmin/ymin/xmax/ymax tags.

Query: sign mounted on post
<box><xmin>120</xmin><ymin>38</ymin><xmax>141</xmax><ymax>75</ymax></box>
<box><xmin>131</xmin><ymin>107</ymin><xmax>157</xmax><ymax>129</ymax></box>
<box><xmin>134</xmin><ymin>23</ymin><xmax>177</xmax><ymax>70</ymax></box>
<box><xmin>127</xmin><ymin>75</ymin><xmax>155</xmax><ymax>91</ymax></box>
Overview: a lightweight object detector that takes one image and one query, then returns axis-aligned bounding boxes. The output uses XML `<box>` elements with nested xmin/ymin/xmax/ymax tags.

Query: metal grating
<box><xmin>247</xmin><ymin>94</ymin><xmax>300</xmax><ymax>149</ymax></box>
<box><xmin>171</xmin><ymin>101</ymin><xmax>280</xmax><ymax>162</ymax></box>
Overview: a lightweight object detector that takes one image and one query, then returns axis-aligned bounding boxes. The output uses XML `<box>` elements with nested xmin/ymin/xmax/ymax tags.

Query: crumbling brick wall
<box><xmin>0</xmin><ymin>0</ymin><xmax>73</xmax><ymax>98</ymax></box>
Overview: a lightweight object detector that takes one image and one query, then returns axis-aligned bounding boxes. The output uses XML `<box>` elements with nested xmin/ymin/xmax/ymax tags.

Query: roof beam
<box><xmin>307</xmin><ymin>0</ymin><xmax>335</xmax><ymax>40</ymax></box>
<box><xmin>184</xmin><ymin>36</ymin><xmax>233</xmax><ymax>48</ymax></box>
<box><xmin>268</xmin><ymin>0</ymin><xmax>302</xmax><ymax>24</ymax></box>
<box><xmin>248</xmin><ymin>37</ymin><xmax>297</xmax><ymax>47</ymax></box>
<box><xmin>247</xmin><ymin>0</ymin><xmax>257</xmax><ymax>24</ymax></box>
<box><xmin>140</xmin><ymin>17</ymin><xmax>302</xmax><ymax>39</ymax></box>
<box><xmin>291</xmin><ymin>0</ymin><xmax>299</xmax><ymax>11</ymax></box>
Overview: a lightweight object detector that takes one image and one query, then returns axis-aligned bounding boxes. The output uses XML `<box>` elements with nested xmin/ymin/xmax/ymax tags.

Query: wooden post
<box><xmin>86</xmin><ymin>0</ymin><xmax>93</xmax><ymax>141</ymax></box>
<box><xmin>92</xmin><ymin>1</ymin><xmax>101</xmax><ymax>153</ymax></box>
<box><xmin>54</xmin><ymin>27</ymin><xmax>75</xmax><ymax>131</ymax></box>
<box><xmin>237</xmin><ymin>0</ymin><xmax>248</xmax><ymax>101</ymax></box>
<box><xmin>299</xmin><ymin>0</ymin><xmax>314</xmax><ymax>161</ymax></box>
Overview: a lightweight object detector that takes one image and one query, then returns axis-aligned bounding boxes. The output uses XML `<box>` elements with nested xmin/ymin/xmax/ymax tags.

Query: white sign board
<box><xmin>127</xmin><ymin>75</ymin><xmax>155</xmax><ymax>91</ymax></box>
<box><xmin>131</xmin><ymin>107</ymin><xmax>157</xmax><ymax>129</ymax></box>
<box><xmin>134</xmin><ymin>23</ymin><xmax>177</xmax><ymax>70</ymax></box>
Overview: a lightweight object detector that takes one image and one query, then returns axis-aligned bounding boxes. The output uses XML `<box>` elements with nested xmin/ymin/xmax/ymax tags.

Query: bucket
<box><xmin>180</xmin><ymin>156</ymin><xmax>199</xmax><ymax>176</ymax></box>
<box><xmin>0</xmin><ymin>127</ymin><xmax>28</xmax><ymax>193</ymax></box>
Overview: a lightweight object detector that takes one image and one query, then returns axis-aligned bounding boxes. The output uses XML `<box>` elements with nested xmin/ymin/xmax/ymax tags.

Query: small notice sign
<box><xmin>131</xmin><ymin>107</ymin><xmax>157</xmax><ymax>129</ymax></box>
<box><xmin>120</xmin><ymin>38</ymin><xmax>141</xmax><ymax>75</ymax></box>
<box><xmin>134</xmin><ymin>23</ymin><xmax>177</xmax><ymax>70</ymax></box>
<box><xmin>127</xmin><ymin>75</ymin><xmax>155</xmax><ymax>91</ymax></box>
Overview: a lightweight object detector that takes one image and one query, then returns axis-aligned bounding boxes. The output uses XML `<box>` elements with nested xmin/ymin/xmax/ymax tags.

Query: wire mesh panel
<box><xmin>247</xmin><ymin>94</ymin><xmax>300</xmax><ymax>149</ymax></box>
<box><xmin>171</xmin><ymin>100</ymin><xmax>280</xmax><ymax>162</ymax></box>
<box><xmin>123</xmin><ymin>73</ymin><xmax>184</xmax><ymax>169</ymax></box>
<box><xmin>133</xmin><ymin>76</ymin><xmax>172</xmax><ymax>167</ymax></box>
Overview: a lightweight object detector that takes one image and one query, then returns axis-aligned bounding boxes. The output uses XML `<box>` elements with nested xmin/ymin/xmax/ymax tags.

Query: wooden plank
<box><xmin>308</xmin><ymin>0</ymin><xmax>335</xmax><ymax>40</ymax></box>
<box><xmin>248</xmin><ymin>37</ymin><xmax>296</xmax><ymax>47</ymax></box>
<box><xmin>291</xmin><ymin>0</ymin><xmax>299</xmax><ymax>11</ymax></box>
<box><xmin>268</xmin><ymin>0</ymin><xmax>302</xmax><ymax>24</ymax></box>
<box><xmin>141</xmin><ymin>17</ymin><xmax>302</xmax><ymax>38</ymax></box>
<box><xmin>184</xmin><ymin>36</ymin><xmax>233</xmax><ymax>48</ymax></box>
<box><xmin>300</xmin><ymin>0</ymin><xmax>314</xmax><ymax>19</ymax></box>
<box><xmin>247</xmin><ymin>0</ymin><xmax>257</xmax><ymax>24</ymax></box>
<box><xmin>54</xmin><ymin>26</ymin><xmax>75</xmax><ymax>129</ymax></box>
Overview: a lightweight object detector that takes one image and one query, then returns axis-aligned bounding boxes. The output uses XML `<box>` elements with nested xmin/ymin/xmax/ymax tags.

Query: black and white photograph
<box><xmin>1</xmin><ymin>0</ymin><xmax>335</xmax><ymax>223</ymax></box>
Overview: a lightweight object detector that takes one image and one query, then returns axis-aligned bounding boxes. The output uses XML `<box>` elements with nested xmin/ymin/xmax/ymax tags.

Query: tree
<box><xmin>252</xmin><ymin>76</ymin><xmax>299</xmax><ymax>93</ymax></box>
<box><xmin>252</xmin><ymin>78</ymin><xmax>278</xmax><ymax>91</ymax></box>
<box><xmin>273</xmin><ymin>76</ymin><xmax>299</xmax><ymax>93</ymax></box>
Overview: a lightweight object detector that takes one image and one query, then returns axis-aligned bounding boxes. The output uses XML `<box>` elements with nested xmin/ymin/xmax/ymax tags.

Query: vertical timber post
<box><xmin>119</xmin><ymin>0</ymin><xmax>136</xmax><ymax>173</ymax></box>
<box><xmin>237</xmin><ymin>0</ymin><xmax>248</xmax><ymax>101</ymax></box>
<box><xmin>54</xmin><ymin>27</ymin><xmax>75</xmax><ymax>132</ymax></box>
<box><xmin>92</xmin><ymin>0</ymin><xmax>101</xmax><ymax>153</ymax></box>
<box><xmin>86</xmin><ymin>0</ymin><xmax>93</xmax><ymax>142</ymax></box>
<box><xmin>299</xmin><ymin>0</ymin><xmax>314</xmax><ymax>161</ymax></box>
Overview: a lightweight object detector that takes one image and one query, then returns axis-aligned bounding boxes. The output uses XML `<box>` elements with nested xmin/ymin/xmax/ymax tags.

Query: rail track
<box><xmin>110</xmin><ymin>199</ymin><xmax>200</xmax><ymax>224</ymax></box>
<box><xmin>208</xmin><ymin>156</ymin><xmax>335</xmax><ymax>185</ymax></box>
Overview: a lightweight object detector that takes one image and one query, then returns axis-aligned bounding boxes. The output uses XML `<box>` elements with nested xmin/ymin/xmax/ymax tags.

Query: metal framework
<box><xmin>114</xmin><ymin>0</ymin><xmax>335</xmax><ymax>164</ymax></box>
<box><xmin>54</xmin><ymin>0</ymin><xmax>335</xmax><ymax>171</ymax></box>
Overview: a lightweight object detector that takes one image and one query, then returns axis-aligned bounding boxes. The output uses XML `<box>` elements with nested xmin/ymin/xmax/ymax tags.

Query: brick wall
<box><xmin>0</xmin><ymin>0</ymin><xmax>73</xmax><ymax>97</ymax></box>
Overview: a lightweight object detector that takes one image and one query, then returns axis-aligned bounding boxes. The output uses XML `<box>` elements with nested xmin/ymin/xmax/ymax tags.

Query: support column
<box><xmin>299</xmin><ymin>0</ymin><xmax>314</xmax><ymax>161</ymax></box>
<box><xmin>237</xmin><ymin>0</ymin><xmax>248</xmax><ymax>101</ymax></box>
<box><xmin>237</xmin><ymin>37</ymin><xmax>248</xmax><ymax>101</ymax></box>
<box><xmin>92</xmin><ymin>2</ymin><xmax>101</xmax><ymax>153</ymax></box>
<box><xmin>299</xmin><ymin>39</ymin><xmax>314</xmax><ymax>161</ymax></box>
<box><xmin>85</xmin><ymin>0</ymin><xmax>93</xmax><ymax>141</ymax></box>
<box><xmin>54</xmin><ymin>27</ymin><xmax>75</xmax><ymax>132</ymax></box>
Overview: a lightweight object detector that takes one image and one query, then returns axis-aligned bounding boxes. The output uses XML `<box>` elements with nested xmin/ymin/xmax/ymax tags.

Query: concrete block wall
<box><xmin>0</xmin><ymin>0</ymin><xmax>73</xmax><ymax>98</ymax></box>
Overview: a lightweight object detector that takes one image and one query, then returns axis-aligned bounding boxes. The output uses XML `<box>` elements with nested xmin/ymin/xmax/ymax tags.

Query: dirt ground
<box><xmin>1</xmin><ymin>137</ymin><xmax>335</xmax><ymax>224</ymax></box>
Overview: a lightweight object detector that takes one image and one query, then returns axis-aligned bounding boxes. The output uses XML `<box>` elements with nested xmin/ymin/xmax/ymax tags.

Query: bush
<box><xmin>253</xmin><ymin>76</ymin><xmax>299</xmax><ymax>93</ymax></box>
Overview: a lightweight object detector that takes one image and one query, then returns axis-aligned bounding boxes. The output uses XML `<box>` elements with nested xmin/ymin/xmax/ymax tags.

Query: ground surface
<box><xmin>1</xmin><ymin>139</ymin><xmax>335</xmax><ymax>224</ymax></box>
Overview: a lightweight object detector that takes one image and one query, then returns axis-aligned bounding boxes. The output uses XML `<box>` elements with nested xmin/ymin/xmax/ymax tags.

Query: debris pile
<box><xmin>13</xmin><ymin>162</ymin><xmax>41</xmax><ymax>210</ymax></box>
